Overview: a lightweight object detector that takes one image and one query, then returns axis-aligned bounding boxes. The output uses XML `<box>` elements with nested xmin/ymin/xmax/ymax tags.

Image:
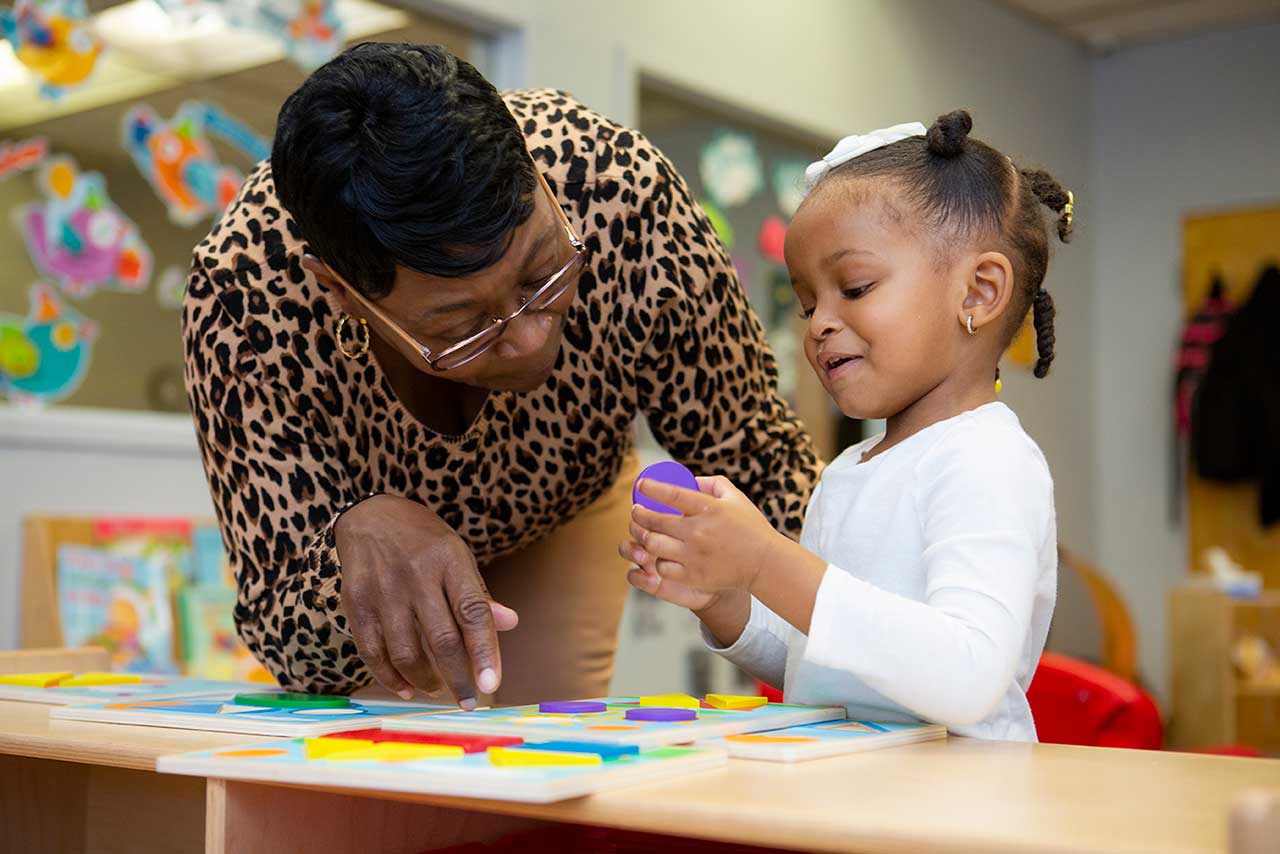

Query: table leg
<box><xmin>0</xmin><ymin>754</ymin><xmax>205</xmax><ymax>853</ymax></box>
<box><xmin>205</xmin><ymin>779</ymin><xmax>548</xmax><ymax>854</ymax></box>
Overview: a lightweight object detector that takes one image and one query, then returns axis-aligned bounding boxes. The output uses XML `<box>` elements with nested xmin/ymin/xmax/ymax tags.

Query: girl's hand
<box><xmin>624</xmin><ymin>561</ymin><xmax>721</xmax><ymax>611</ymax></box>
<box><xmin>628</xmin><ymin>475</ymin><xmax>788</xmax><ymax>595</ymax></box>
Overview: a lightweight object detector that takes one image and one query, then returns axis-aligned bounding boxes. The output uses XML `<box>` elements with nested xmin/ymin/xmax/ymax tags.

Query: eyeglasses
<box><xmin>336</xmin><ymin>168</ymin><xmax>588</xmax><ymax>372</ymax></box>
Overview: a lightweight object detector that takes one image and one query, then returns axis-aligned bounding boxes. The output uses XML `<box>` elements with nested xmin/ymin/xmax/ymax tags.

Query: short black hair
<box><xmin>271</xmin><ymin>42</ymin><xmax>537</xmax><ymax>299</ymax></box>
<box><xmin>811</xmin><ymin>110</ymin><xmax>1072</xmax><ymax>378</ymax></box>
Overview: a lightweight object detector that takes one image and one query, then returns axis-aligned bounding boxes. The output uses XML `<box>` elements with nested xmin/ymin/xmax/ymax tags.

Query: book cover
<box><xmin>57</xmin><ymin>544</ymin><xmax>177</xmax><ymax>673</ymax></box>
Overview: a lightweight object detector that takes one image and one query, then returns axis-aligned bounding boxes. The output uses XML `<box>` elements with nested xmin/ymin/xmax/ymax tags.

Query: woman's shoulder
<box><xmin>184</xmin><ymin>160</ymin><xmax>329</xmax><ymax>380</ymax></box>
<box><xmin>503</xmin><ymin>88</ymin><xmax>663</xmax><ymax>188</ymax></box>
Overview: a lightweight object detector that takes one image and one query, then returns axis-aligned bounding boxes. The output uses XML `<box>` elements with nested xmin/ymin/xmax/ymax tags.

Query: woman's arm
<box><xmin>183</xmin><ymin>263</ymin><xmax>509</xmax><ymax>701</ymax></box>
<box><xmin>629</xmin><ymin>146</ymin><xmax>824</xmax><ymax>541</ymax></box>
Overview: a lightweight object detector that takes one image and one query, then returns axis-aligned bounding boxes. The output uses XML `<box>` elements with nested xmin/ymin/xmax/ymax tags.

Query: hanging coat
<box><xmin>1191</xmin><ymin>264</ymin><xmax>1280</xmax><ymax>526</ymax></box>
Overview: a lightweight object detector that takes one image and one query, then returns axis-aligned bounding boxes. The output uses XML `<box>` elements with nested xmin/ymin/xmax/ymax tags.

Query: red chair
<box><xmin>761</xmin><ymin>655</ymin><xmax>1165</xmax><ymax>749</ymax></box>
<box><xmin>1027</xmin><ymin>651</ymin><xmax>1164</xmax><ymax>749</ymax></box>
<box><xmin>755</xmin><ymin>680</ymin><xmax>784</xmax><ymax>704</ymax></box>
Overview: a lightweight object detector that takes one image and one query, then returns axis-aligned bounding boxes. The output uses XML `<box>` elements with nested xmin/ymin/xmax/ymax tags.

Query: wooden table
<box><xmin>2</xmin><ymin>699</ymin><xmax>1278</xmax><ymax>854</ymax></box>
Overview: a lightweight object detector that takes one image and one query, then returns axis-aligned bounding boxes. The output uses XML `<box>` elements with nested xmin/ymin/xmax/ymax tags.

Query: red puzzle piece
<box><xmin>327</xmin><ymin>728</ymin><xmax>524</xmax><ymax>753</ymax></box>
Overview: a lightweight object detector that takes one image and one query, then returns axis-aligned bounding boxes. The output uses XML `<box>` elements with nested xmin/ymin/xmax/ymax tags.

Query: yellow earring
<box><xmin>995</xmin><ymin>367</ymin><xmax>1003</xmax><ymax>395</ymax></box>
<box><xmin>337</xmin><ymin>313</ymin><xmax>369</xmax><ymax>359</ymax></box>
<box><xmin>966</xmin><ymin>315</ymin><xmax>977</xmax><ymax>335</ymax></box>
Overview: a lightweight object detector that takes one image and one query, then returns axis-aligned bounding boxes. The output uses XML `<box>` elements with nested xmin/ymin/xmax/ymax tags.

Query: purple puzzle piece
<box><xmin>538</xmin><ymin>701</ymin><xmax>607</xmax><ymax>714</ymax></box>
<box><xmin>633</xmin><ymin>461</ymin><xmax>698</xmax><ymax>516</ymax></box>
<box><xmin>625</xmin><ymin>707</ymin><xmax>697</xmax><ymax>722</ymax></box>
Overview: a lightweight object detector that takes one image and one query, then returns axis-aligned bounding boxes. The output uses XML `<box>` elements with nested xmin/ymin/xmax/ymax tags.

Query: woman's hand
<box><xmin>335</xmin><ymin>495</ymin><xmax>518</xmax><ymax>707</ymax></box>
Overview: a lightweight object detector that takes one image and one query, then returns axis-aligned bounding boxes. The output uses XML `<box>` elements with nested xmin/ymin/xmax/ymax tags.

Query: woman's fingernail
<box><xmin>397</xmin><ymin>688</ymin><xmax>414</xmax><ymax>700</ymax></box>
<box><xmin>460</xmin><ymin>697</ymin><xmax>478</xmax><ymax>711</ymax></box>
<box><xmin>478</xmin><ymin>668</ymin><xmax>498</xmax><ymax>694</ymax></box>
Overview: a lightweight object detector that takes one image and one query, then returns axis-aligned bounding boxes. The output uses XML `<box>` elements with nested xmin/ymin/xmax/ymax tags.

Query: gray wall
<box><xmin>1091</xmin><ymin>21</ymin><xmax>1280</xmax><ymax>699</ymax></box>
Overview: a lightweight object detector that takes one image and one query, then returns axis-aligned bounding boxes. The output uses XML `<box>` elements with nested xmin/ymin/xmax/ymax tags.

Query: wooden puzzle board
<box><xmin>51</xmin><ymin>691</ymin><xmax>456</xmax><ymax>736</ymax></box>
<box><xmin>700</xmin><ymin>719</ymin><xmax>947</xmax><ymax>762</ymax></box>
<box><xmin>157</xmin><ymin>732</ymin><xmax>727</xmax><ymax>803</ymax></box>
<box><xmin>383</xmin><ymin>696</ymin><xmax>845</xmax><ymax>748</ymax></box>
<box><xmin>0</xmin><ymin>673</ymin><xmax>271</xmax><ymax>706</ymax></box>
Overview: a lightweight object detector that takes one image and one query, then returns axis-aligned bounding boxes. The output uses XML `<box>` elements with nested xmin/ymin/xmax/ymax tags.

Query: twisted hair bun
<box><xmin>926</xmin><ymin>110</ymin><xmax>972</xmax><ymax>158</ymax></box>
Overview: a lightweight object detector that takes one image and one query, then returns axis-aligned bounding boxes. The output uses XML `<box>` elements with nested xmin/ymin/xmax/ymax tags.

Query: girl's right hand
<box><xmin>622</xmin><ymin>555</ymin><xmax>752</xmax><ymax>649</ymax></box>
<box><xmin>625</xmin><ymin>563</ymin><xmax>720</xmax><ymax>611</ymax></box>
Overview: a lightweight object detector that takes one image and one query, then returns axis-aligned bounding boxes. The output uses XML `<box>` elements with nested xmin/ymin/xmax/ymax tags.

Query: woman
<box><xmin>183</xmin><ymin>42</ymin><xmax>822</xmax><ymax>706</ymax></box>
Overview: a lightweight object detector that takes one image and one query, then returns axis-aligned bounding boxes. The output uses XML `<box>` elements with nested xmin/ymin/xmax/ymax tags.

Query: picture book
<box><xmin>56</xmin><ymin>544</ymin><xmax>176</xmax><ymax>673</ymax></box>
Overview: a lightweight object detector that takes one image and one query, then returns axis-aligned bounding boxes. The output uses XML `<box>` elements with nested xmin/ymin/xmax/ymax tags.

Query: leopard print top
<box><xmin>183</xmin><ymin>89</ymin><xmax>823</xmax><ymax>693</ymax></box>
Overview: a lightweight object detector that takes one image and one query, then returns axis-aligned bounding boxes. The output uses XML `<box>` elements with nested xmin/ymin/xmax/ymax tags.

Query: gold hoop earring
<box><xmin>966</xmin><ymin>315</ymin><xmax>977</xmax><ymax>335</ymax></box>
<box><xmin>337</xmin><ymin>313</ymin><xmax>370</xmax><ymax>359</ymax></box>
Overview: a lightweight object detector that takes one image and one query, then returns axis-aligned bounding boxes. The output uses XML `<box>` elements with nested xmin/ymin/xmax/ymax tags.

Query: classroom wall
<box><xmin>0</xmin><ymin>1</ymin><xmax>1099</xmax><ymax>653</ymax></box>
<box><xmin>1090</xmin><ymin>21</ymin><xmax>1280</xmax><ymax>700</ymax></box>
<box><xmin>435</xmin><ymin>0</ymin><xmax>1100</xmax><ymax>557</ymax></box>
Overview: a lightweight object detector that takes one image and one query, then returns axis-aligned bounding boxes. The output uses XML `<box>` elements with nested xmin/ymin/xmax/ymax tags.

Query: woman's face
<box><xmin>365</xmin><ymin>185</ymin><xmax>582</xmax><ymax>392</ymax></box>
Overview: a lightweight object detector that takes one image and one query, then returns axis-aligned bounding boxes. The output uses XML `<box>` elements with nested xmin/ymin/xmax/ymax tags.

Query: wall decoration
<box><xmin>757</xmin><ymin>215</ymin><xmax>787</xmax><ymax>266</ymax></box>
<box><xmin>18</xmin><ymin>156</ymin><xmax>152</xmax><ymax>297</ymax></box>
<box><xmin>698</xmin><ymin>131</ymin><xmax>762</xmax><ymax>209</ymax></box>
<box><xmin>122</xmin><ymin>101</ymin><xmax>269</xmax><ymax>227</ymax></box>
<box><xmin>0</xmin><ymin>282</ymin><xmax>96</xmax><ymax>406</ymax></box>
<box><xmin>700</xmin><ymin>199</ymin><xmax>734</xmax><ymax>250</ymax></box>
<box><xmin>772</xmin><ymin>160</ymin><xmax>808</xmax><ymax>218</ymax></box>
<box><xmin>0</xmin><ymin>137</ymin><xmax>49</xmax><ymax>181</ymax></box>
<box><xmin>159</xmin><ymin>0</ymin><xmax>343</xmax><ymax>71</ymax></box>
<box><xmin>155</xmin><ymin>265</ymin><xmax>187</xmax><ymax>309</ymax></box>
<box><xmin>0</xmin><ymin>0</ymin><xmax>103</xmax><ymax>99</ymax></box>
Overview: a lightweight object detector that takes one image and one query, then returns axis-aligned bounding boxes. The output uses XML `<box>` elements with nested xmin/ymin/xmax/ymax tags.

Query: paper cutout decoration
<box><xmin>700</xmin><ymin>199</ymin><xmax>734</xmax><ymax>250</ymax></box>
<box><xmin>758</xmin><ymin>216</ymin><xmax>787</xmax><ymax>265</ymax></box>
<box><xmin>18</xmin><ymin>156</ymin><xmax>152</xmax><ymax>298</ymax></box>
<box><xmin>122</xmin><ymin>101</ymin><xmax>269</xmax><ymax>227</ymax></box>
<box><xmin>0</xmin><ymin>138</ymin><xmax>49</xmax><ymax>181</ymax></box>
<box><xmin>156</xmin><ymin>265</ymin><xmax>187</xmax><ymax>309</ymax></box>
<box><xmin>159</xmin><ymin>0</ymin><xmax>343</xmax><ymax>70</ymax></box>
<box><xmin>0</xmin><ymin>282</ymin><xmax>96</xmax><ymax>406</ymax></box>
<box><xmin>698</xmin><ymin>131</ymin><xmax>763</xmax><ymax>209</ymax></box>
<box><xmin>772</xmin><ymin>160</ymin><xmax>809</xmax><ymax>218</ymax></box>
<box><xmin>267</xmin><ymin>0</ymin><xmax>343</xmax><ymax>70</ymax></box>
<box><xmin>0</xmin><ymin>0</ymin><xmax>103</xmax><ymax>99</ymax></box>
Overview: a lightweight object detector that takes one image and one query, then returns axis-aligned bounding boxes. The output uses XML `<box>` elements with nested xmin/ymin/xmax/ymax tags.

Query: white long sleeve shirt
<box><xmin>708</xmin><ymin>403</ymin><xmax>1057</xmax><ymax>741</ymax></box>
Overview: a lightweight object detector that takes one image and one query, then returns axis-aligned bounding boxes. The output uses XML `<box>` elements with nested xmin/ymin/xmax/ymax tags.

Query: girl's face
<box><xmin>784</xmin><ymin>184</ymin><xmax>970</xmax><ymax>421</ymax></box>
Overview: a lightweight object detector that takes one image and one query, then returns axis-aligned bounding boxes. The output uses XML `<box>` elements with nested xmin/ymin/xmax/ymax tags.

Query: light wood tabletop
<box><xmin>3</xmin><ymin>699</ymin><xmax>1279</xmax><ymax>853</ymax></box>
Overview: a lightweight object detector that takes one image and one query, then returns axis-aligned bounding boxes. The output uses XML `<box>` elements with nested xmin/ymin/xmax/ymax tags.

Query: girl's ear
<box><xmin>959</xmin><ymin>251</ymin><xmax>1015</xmax><ymax>333</ymax></box>
<box><xmin>302</xmin><ymin>253</ymin><xmax>356</xmax><ymax>315</ymax></box>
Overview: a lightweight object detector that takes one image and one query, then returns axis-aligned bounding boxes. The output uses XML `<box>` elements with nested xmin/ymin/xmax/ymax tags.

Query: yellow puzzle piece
<box><xmin>324</xmin><ymin>743</ymin><xmax>465</xmax><ymax>763</ymax></box>
<box><xmin>60</xmin><ymin>673</ymin><xmax>143</xmax><ymax>687</ymax></box>
<box><xmin>705</xmin><ymin>694</ymin><xmax>768</xmax><ymax>711</ymax></box>
<box><xmin>0</xmin><ymin>672</ymin><xmax>72</xmax><ymax>688</ymax></box>
<box><xmin>638</xmin><ymin>693</ymin><xmax>700</xmax><ymax>709</ymax></box>
<box><xmin>303</xmin><ymin>737</ymin><xmax>375</xmax><ymax>759</ymax></box>
<box><xmin>488</xmin><ymin>747</ymin><xmax>601</xmax><ymax>767</ymax></box>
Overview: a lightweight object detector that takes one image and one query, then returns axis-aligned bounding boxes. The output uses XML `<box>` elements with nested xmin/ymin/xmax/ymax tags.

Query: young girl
<box><xmin>621</xmin><ymin>110</ymin><xmax>1071</xmax><ymax>741</ymax></box>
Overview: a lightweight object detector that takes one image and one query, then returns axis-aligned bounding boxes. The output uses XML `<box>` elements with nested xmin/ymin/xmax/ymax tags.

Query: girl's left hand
<box><xmin>625</xmin><ymin>475</ymin><xmax>790</xmax><ymax>594</ymax></box>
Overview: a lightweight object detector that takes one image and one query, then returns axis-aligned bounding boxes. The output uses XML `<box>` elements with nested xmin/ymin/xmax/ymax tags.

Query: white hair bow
<box><xmin>804</xmin><ymin>122</ymin><xmax>927</xmax><ymax>192</ymax></box>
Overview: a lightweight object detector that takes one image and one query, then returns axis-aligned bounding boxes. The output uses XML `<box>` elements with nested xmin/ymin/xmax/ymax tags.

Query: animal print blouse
<box><xmin>182</xmin><ymin>89</ymin><xmax>823</xmax><ymax>693</ymax></box>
